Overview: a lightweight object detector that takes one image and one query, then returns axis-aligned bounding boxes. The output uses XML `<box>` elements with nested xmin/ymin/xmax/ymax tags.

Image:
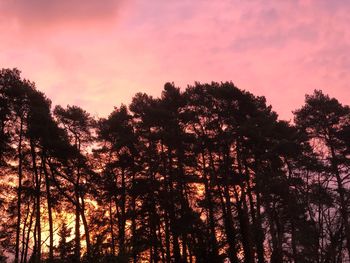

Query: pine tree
<box><xmin>57</xmin><ymin>222</ymin><xmax>73</xmax><ymax>262</ymax></box>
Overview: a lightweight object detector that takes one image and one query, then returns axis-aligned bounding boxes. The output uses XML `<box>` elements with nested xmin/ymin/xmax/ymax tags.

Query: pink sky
<box><xmin>0</xmin><ymin>0</ymin><xmax>349</xmax><ymax>120</ymax></box>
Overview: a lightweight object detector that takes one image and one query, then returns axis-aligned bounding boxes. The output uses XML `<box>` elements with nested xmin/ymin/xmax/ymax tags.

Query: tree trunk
<box><xmin>81</xmin><ymin>196</ymin><xmax>92</xmax><ymax>262</ymax></box>
<box><xmin>201</xmin><ymin>151</ymin><xmax>219</xmax><ymax>260</ymax></box>
<box><xmin>15</xmin><ymin>117</ymin><xmax>24</xmax><ymax>263</ymax></box>
<box><xmin>330</xmin><ymin>145</ymin><xmax>350</xmax><ymax>258</ymax></box>
<box><xmin>161</xmin><ymin>145</ymin><xmax>181</xmax><ymax>262</ymax></box>
<box><xmin>245</xmin><ymin>166</ymin><xmax>265</xmax><ymax>263</ymax></box>
<box><xmin>20</xmin><ymin>201</ymin><xmax>31</xmax><ymax>263</ymax></box>
<box><xmin>30</xmin><ymin>140</ymin><xmax>41</xmax><ymax>263</ymax></box>
<box><xmin>23</xmin><ymin>201</ymin><xmax>35</xmax><ymax>263</ymax></box>
<box><xmin>74</xmin><ymin>189</ymin><xmax>81</xmax><ymax>262</ymax></box>
<box><xmin>119</xmin><ymin>168</ymin><xmax>126</xmax><ymax>255</ymax></box>
<box><xmin>207</xmin><ymin>149</ymin><xmax>238</xmax><ymax>263</ymax></box>
<box><xmin>131</xmin><ymin>170</ymin><xmax>138</xmax><ymax>263</ymax></box>
<box><xmin>109</xmin><ymin>199</ymin><xmax>115</xmax><ymax>256</ymax></box>
<box><xmin>164</xmin><ymin>211</ymin><xmax>171</xmax><ymax>263</ymax></box>
<box><xmin>266</xmin><ymin>201</ymin><xmax>283</xmax><ymax>263</ymax></box>
<box><xmin>235</xmin><ymin>188</ymin><xmax>254</xmax><ymax>263</ymax></box>
<box><xmin>42</xmin><ymin>156</ymin><xmax>54</xmax><ymax>261</ymax></box>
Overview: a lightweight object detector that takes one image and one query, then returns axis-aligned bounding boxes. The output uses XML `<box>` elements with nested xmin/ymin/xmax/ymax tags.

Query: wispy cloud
<box><xmin>0</xmin><ymin>0</ymin><xmax>349</xmax><ymax>119</ymax></box>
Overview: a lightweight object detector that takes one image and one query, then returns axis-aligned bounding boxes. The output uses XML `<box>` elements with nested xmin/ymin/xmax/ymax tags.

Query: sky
<box><xmin>0</xmin><ymin>0</ymin><xmax>349</xmax><ymax>120</ymax></box>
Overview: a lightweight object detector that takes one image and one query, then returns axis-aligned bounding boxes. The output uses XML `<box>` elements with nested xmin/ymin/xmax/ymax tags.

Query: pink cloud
<box><xmin>0</xmin><ymin>0</ymin><xmax>349</xmax><ymax>120</ymax></box>
<box><xmin>0</xmin><ymin>0</ymin><xmax>123</xmax><ymax>23</ymax></box>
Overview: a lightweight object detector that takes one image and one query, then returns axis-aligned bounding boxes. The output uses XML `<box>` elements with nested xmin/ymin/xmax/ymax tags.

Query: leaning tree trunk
<box><xmin>81</xmin><ymin>195</ymin><xmax>92</xmax><ymax>263</ymax></box>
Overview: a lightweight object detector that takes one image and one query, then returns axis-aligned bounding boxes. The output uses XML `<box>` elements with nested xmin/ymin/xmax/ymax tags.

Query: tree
<box><xmin>57</xmin><ymin>222</ymin><xmax>74</xmax><ymax>262</ymax></box>
<box><xmin>54</xmin><ymin>105</ymin><xmax>95</xmax><ymax>262</ymax></box>
<box><xmin>295</xmin><ymin>90</ymin><xmax>350</xmax><ymax>260</ymax></box>
<box><xmin>2</xmin><ymin>67</ymin><xmax>350</xmax><ymax>262</ymax></box>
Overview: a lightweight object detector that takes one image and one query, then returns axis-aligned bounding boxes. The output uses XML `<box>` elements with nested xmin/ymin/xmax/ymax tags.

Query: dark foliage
<box><xmin>1</xmin><ymin>69</ymin><xmax>349</xmax><ymax>263</ymax></box>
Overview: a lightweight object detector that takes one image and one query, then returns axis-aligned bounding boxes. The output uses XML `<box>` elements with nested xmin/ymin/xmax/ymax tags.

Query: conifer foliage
<box><xmin>0</xmin><ymin>68</ymin><xmax>349</xmax><ymax>262</ymax></box>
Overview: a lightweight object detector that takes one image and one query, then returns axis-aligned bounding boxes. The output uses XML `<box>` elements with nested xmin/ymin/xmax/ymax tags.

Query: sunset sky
<box><xmin>0</xmin><ymin>0</ymin><xmax>349</xmax><ymax>120</ymax></box>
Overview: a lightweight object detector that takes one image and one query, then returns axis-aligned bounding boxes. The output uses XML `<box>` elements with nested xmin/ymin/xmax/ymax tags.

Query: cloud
<box><xmin>0</xmin><ymin>0</ymin><xmax>124</xmax><ymax>26</ymax></box>
<box><xmin>1</xmin><ymin>0</ymin><xmax>350</xmax><ymax>120</ymax></box>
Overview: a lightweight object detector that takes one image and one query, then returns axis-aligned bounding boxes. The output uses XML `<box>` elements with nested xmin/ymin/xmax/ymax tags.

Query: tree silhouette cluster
<box><xmin>1</xmin><ymin>68</ymin><xmax>350</xmax><ymax>263</ymax></box>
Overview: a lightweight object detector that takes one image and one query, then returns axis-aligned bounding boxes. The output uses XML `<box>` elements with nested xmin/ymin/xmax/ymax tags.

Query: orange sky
<box><xmin>0</xmin><ymin>0</ymin><xmax>349</xmax><ymax>120</ymax></box>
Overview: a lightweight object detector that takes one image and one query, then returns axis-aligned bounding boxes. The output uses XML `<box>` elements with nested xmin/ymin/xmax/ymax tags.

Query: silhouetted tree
<box><xmin>57</xmin><ymin>222</ymin><xmax>74</xmax><ymax>262</ymax></box>
<box><xmin>54</xmin><ymin>105</ymin><xmax>95</xmax><ymax>263</ymax></box>
<box><xmin>2</xmin><ymin>68</ymin><xmax>350</xmax><ymax>263</ymax></box>
<box><xmin>295</xmin><ymin>90</ymin><xmax>350</xmax><ymax>261</ymax></box>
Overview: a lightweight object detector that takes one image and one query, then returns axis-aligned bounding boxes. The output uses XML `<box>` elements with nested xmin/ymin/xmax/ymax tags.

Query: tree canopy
<box><xmin>0</xmin><ymin>69</ymin><xmax>350</xmax><ymax>263</ymax></box>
